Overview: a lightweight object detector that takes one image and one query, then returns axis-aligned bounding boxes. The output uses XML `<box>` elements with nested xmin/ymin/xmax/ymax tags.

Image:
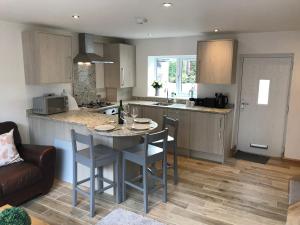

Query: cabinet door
<box><xmin>189</xmin><ymin>112</ymin><xmax>210</xmax><ymax>152</ymax></box>
<box><xmin>167</xmin><ymin>109</ymin><xmax>190</xmax><ymax>149</ymax></box>
<box><xmin>197</xmin><ymin>39</ymin><xmax>237</xmax><ymax>84</ymax></box>
<box><xmin>208</xmin><ymin>114</ymin><xmax>224</xmax><ymax>155</ymax></box>
<box><xmin>120</xmin><ymin>44</ymin><xmax>136</xmax><ymax>88</ymax></box>
<box><xmin>38</xmin><ymin>32</ymin><xmax>72</xmax><ymax>83</ymax></box>
<box><xmin>142</xmin><ymin>106</ymin><xmax>166</xmax><ymax>131</ymax></box>
<box><xmin>189</xmin><ymin>112</ymin><xmax>224</xmax><ymax>155</ymax></box>
<box><xmin>95</xmin><ymin>43</ymin><xmax>105</xmax><ymax>89</ymax></box>
<box><xmin>104</xmin><ymin>44</ymin><xmax>120</xmax><ymax>88</ymax></box>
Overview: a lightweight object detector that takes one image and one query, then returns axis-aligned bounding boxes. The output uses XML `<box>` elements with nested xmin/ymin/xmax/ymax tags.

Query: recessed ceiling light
<box><xmin>214</xmin><ymin>28</ymin><xmax>220</xmax><ymax>33</ymax></box>
<box><xmin>72</xmin><ymin>15</ymin><xmax>80</xmax><ymax>19</ymax></box>
<box><xmin>163</xmin><ymin>2</ymin><xmax>173</xmax><ymax>7</ymax></box>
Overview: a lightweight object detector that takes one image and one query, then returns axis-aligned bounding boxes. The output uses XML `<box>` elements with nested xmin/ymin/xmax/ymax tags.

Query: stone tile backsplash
<box><xmin>73</xmin><ymin>64</ymin><xmax>105</xmax><ymax>105</ymax></box>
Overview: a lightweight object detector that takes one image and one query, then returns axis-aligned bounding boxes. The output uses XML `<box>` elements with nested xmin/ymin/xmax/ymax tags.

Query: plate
<box><xmin>131</xmin><ymin>124</ymin><xmax>151</xmax><ymax>131</ymax></box>
<box><xmin>134</xmin><ymin>118</ymin><xmax>152</xmax><ymax>124</ymax></box>
<box><xmin>95</xmin><ymin>124</ymin><xmax>115</xmax><ymax>132</ymax></box>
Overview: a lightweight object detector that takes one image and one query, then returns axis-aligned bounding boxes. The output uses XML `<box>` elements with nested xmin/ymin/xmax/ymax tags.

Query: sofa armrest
<box><xmin>18</xmin><ymin>144</ymin><xmax>56</xmax><ymax>169</ymax></box>
<box><xmin>289</xmin><ymin>176</ymin><xmax>300</xmax><ymax>205</ymax></box>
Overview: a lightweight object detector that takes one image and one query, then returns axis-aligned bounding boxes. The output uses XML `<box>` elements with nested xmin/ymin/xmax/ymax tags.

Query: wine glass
<box><xmin>123</xmin><ymin>104</ymin><xmax>129</xmax><ymax>117</ymax></box>
<box><xmin>131</xmin><ymin>107</ymin><xmax>138</xmax><ymax>128</ymax></box>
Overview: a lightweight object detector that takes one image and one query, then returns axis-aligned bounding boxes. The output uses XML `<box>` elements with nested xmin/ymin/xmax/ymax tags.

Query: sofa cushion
<box><xmin>0</xmin><ymin>162</ymin><xmax>42</xmax><ymax>196</ymax></box>
<box><xmin>0</xmin><ymin>129</ymin><xmax>23</xmax><ymax>167</ymax></box>
<box><xmin>0</xmin><ymin>122</ymin><xmax>22</xmax><ymax>149</ymax></box>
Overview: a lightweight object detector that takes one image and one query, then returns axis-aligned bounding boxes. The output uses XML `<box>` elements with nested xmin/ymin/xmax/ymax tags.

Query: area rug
<box><xmin>97</xmin><ymin>208</ymin><xmax>165</xmax><ymax>225</ymax></box>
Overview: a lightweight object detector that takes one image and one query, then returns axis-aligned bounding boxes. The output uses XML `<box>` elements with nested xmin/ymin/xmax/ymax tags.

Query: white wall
<box><xmin>0</xmin><ymin>20</ymin><xmax>76</xmax><ymax>143</ymax></box>
<box><xmin>131</xmin><ymin>31</ymin><xmax>300</xmax><ymax>159</ymax></box>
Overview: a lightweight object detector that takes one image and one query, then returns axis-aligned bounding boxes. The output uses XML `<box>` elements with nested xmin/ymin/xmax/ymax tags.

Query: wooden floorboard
<box><xmin>20</xmin><ymin>155</ymin><xmax>300</xmax><ymax>225</ymax></box>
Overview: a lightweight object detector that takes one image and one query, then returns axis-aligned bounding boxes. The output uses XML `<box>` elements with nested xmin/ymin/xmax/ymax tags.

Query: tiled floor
<box><xmin>21</xmin><ymin>155</ymin><xmax>300</xmax><ymax>225</ymax></box>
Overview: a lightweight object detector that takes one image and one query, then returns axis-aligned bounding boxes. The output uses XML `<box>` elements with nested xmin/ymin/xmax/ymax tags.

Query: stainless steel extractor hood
<box><xmin>73</xmin><ymin>33</ymin><xmax>113</xmax><ymax>64</ymax></box>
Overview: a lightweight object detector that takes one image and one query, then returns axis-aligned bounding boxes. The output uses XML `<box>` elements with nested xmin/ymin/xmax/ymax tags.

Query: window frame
<box><xmin>152</xmin><ymin>55</ymin><xmax>197</xmax><ymax>98</ymax></box>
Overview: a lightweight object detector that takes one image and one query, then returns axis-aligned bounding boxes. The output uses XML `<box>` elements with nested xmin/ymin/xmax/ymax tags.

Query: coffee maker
<box><xmin>215</xmin><ymin>93</ymin><xmax>228</xmax><ymax>108</ymax></box>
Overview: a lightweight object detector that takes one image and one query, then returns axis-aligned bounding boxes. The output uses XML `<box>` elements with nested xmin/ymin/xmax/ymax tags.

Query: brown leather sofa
<box><xmin>0</xmin><ymin>121</ymin><xmax>56</xmax><ymax>206</ymax></box>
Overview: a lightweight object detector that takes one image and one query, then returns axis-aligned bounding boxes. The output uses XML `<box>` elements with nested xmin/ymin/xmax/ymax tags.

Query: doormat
<box><xmin>234</xmin><ymin>150</ymin><xmax>270</xmax><ymax>164</ymax></box>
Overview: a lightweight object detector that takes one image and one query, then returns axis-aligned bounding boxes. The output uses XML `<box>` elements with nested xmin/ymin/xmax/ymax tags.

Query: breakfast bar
<box><xmin>27</xmin><ymin>110</ymin><xmax>158</xmax><ymax>202</ymax></box>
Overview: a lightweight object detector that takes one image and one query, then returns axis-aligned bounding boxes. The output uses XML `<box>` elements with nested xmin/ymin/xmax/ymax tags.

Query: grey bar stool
<box><xmin>122</xmin><ymin>129</ymin><xmax>168</xmax><ymax>213</ymax></box>
<box><xmin>151</xmin><ymin>115</ymin><xmax>179</xmax><ymax>184</ymax></box>
<box><xmin>71</xmin><ymin>129</ymin><xmax>119</xmax><ymax>217</ymax></box>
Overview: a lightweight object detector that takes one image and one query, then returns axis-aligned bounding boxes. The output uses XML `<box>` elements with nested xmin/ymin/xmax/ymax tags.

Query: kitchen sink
<box><xmin>152</xmin><ymin>102</ymin><xmax>174</xmax><ymax>106</ymax></box>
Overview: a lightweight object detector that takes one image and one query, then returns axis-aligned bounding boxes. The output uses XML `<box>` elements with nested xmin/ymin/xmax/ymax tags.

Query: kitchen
<box><xmin>1</xmin><ymin>1</ymin><xmax>300</xmax><ymax>224</ymax></box>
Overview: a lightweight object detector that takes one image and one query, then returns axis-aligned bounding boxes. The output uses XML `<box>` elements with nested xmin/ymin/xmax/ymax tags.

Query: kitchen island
<box><xmin>27</xmin><ymin>110</ymin><xmax>158</xmax><ymax>201</ymax></box>
<box><xmin>71</xmin><ymin>100</ymin><xmax>234</xmax><ymax>163</ymax></box>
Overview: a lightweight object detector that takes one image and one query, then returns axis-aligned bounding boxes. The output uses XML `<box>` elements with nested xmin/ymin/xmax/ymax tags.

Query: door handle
<box><xmin>240</xmin><ymin>102</ymin><xmax>249</xmax><ymax>109</ymax></box>
<box><xmin>121</xmin><ymin>67</ymin><xmax>125</xmax><ymax>87</ymax></box>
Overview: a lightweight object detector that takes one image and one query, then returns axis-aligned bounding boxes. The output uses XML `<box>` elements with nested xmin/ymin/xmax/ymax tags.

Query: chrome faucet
<box><xmin>166</xmin><ymin>88</ymin><xmax>169</xmax><ymax>103</ymax></box>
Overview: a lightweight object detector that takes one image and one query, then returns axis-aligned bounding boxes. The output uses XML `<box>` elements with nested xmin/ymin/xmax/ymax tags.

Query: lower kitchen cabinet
<box><xmin>128</xmin><ymin>104</ymin><xmax>233</xmax><ymax>163</ymax></box>
<box><xmin>189</xmin><ymin>112</ymin><xmax>224</xmax><ymax>155</ymax></box>
<box><xmin>167</xmin><ymin>109</ymin><xmax>190</xmax><ymax>149</ymax></box>
<box><xmin>142</xmin><ymin>106</ymin><xmax>167</xmax><ymax>131</ymax></box>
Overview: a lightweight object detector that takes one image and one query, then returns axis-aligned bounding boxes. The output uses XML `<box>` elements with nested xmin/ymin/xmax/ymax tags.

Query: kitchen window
<box><xmin>148</xmin><ymin>55</ymin><xmax>197</xmax><ymax>98</ymax></box>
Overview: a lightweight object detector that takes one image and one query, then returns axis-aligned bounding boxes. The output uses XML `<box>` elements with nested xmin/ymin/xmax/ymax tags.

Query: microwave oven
<box><xmin>32</xmin><ymin>95</ymin><xmax>68</xmax><ymax>115</ymax></box>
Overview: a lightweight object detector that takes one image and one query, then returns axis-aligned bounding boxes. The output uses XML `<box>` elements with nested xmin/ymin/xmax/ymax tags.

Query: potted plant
<box><xmin>151</xmin><ymin>81</ymin><xmax>163</xmax><ymax>96</ymax></box>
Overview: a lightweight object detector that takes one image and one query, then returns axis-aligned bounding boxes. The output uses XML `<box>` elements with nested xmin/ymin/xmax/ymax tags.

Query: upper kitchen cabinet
<box><xmin>196</xmin><ymin>39</ymin><xmax>238</xmax><ymax>84</ymax></box>
<box><xmin>104</xmin><ymin>43</ymin><xmax>136</xmax><ymax>88</ymax></box>
<box><xmin>22</xmin><ymin>31</ymin><xmax>72</xmax><ymax>84</ymax></box>
<box><xmin>94</xmin><ymin>43</ymin><xmax>105</xmax><ymax>89</ymax></box>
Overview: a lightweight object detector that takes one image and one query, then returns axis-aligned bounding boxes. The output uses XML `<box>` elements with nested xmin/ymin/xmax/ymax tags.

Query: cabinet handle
<box><xmin>67</xmin><ymin>56</ymin><xmax>72</xmax><ymax>81</ymax></box>
<box><xmin>121</xmin><ymin>67</ymin><xmax>125</xmax><ymax>87</ymax></box>
<box><xmin>219</xmin><ymin>131</ymin><xmax>221</xmax><ymax>140</ymax></box>
<box><xmin>219</xmin><ymin>117</ymin><xmax>222</xmax><ymax>129</ymax></box>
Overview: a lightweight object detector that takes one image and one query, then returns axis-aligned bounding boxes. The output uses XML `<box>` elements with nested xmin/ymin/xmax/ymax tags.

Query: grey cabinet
<box><xmin>128</xmin><ymin>104</ymin><xmax>233</xmax><ymax>163</ymax></box>
<box><xmin>95</xmin><ymin>43</ymin><xmax>105</xmax><ymax>89</ymax></box>
<box><xmin>196</xmin><ymin>39</ymin><xmax>237</xmax><ymax>84</ymax></box>
<box><xmin>104</xmin><ymin>43</ymin><xmax>136</xmax><ymax>88</ymax></box>
<box><xmin>142</xmin><ymin>106</ymin><xmax>166</xmax><ymax>131</ymax></box>
<box><xmin>189</xmin><ymin>112</ymin><xmax>224</xmax><ymax>155</ymax></box>
<box><xmin>22</xmin><ymin>31</ymin><xmax>72</xmax><ymax>84</ymax></box>
<box><xmin>167</xmin><ymin>109</ymin><xmax>190</xmax><ymax>149</ymax></box>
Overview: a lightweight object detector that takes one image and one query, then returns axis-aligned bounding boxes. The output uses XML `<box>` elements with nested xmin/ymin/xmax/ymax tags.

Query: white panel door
<box><xmin>237</xmin><ymin>56</ymin><xmax>292</xmax><ymax>157</ymax></box>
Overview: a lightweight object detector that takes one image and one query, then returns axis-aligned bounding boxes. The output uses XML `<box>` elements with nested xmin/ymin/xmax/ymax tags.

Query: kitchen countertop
<box><xmin>111</xmin><ymin>100</ymin><xmax>233</xmax><ymax>114</ymax></box>
<box><xmin>28</xmin><ymin>110</ymin><xmax>158</xmax><ymax>137</ymax></box>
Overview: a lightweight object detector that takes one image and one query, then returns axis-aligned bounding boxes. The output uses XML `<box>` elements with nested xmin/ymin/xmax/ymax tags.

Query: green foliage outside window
<box><xmin>168</xmin><ymin>61</ymin><xmax>177</xmax><ymax>83</ymax></box>
<box><xmin>182</xmin><ymin>60</ymin><xmax>196</xmax><ymax>83</ymax></box>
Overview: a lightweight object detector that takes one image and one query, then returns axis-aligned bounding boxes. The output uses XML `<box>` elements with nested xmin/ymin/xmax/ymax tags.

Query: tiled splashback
<box><xmin>73</xmin><ymin>64</ymin><xmax>105</xmax><ymax>105</ymax></box>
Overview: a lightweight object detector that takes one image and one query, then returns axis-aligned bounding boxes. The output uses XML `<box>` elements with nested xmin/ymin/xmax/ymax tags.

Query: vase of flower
<box><xmin>151</xmin><ymin>81</ymin><xmax>162</xmax><ymax>97</ymax></box>
<box><xmin>155</xmin><ymin>88</ymin><xmax>160</xmax><ymax>96</ymax></box>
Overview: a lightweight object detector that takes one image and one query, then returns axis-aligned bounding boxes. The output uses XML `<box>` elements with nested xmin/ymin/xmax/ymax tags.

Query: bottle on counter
<box><xmin>118</xmin><ymin>100</ymin><xmax>124</xmax><ymax>124</ymax></box>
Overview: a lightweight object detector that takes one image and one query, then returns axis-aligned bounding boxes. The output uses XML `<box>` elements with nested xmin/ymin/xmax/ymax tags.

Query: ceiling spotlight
<box><xmin>163</xmin><ymin>2</ymin><xmax>173</xmax><ymax>7</ymax></box>
<box><xmin>214</xmin><ymin>28</ymin><xmax>220</xmax><ymax>33</ymax></box>
<box><xmin>72</xmin><ymin>15</ymin><xmax>80</xmax><ymax>19</ymax></box>
<box><xmin>136</xmin><ymin>17</ymin><xmax>148</xmax><ymax>25</ymax></box>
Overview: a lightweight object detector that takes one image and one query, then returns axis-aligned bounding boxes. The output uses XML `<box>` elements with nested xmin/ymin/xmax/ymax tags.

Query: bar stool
<box><xmin>71</xmin><ymin>129</ymin><xmax>119</xmax><ymax>217</ymax></box>
<box><xmin>122</xmin><ymin>129</ymin><xmax>168</xmax><ymax>213</ymax></box>
<box><xmin>151</xmin><ymin>115</ymin><xmax>179</xmax><ymax>184</ymax></box>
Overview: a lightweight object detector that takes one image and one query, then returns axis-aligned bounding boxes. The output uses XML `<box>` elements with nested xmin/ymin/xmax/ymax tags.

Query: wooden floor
<box><xmin>21</xmin><ymin>155</ymin><xmax>300</xmax><ymax>225</ymax></box>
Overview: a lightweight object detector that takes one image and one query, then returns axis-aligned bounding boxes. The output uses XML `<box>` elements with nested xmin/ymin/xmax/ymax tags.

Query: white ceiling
<box><xmin>1</xmin><ymin>0</ymin><xmax>300</xmax><ymax>39</ymax></box>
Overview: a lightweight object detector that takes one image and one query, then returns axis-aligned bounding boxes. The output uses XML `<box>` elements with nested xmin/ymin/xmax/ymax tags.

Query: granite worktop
<box><xmin>28</xmin><ymin>110</ymin><xmax>158</xmax><ymax>137</ymax></box>
<box><xmin>113</xmin><ymin>100</ymin><xmax>233</xmax><ymax>114</ymax></box>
